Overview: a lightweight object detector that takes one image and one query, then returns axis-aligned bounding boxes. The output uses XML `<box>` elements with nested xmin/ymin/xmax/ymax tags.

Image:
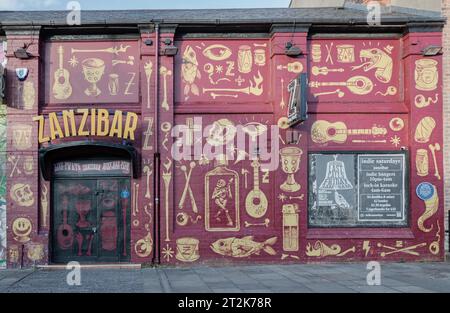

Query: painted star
<box><xmin>215</xmin><ymin>65</ymin><xmax>223</xmax><ymax>74</ymax></box>
<box><xmin>278</xmin><ymin>193</ymin><xmax>288</xmax><ymax>202</ymax></box>
<box><xmin>390</xmin><ymin>136</ymin><xmax>401</xmax><ymax>147</ymax></box>
<box><xmin>162</xmin><ymin>244</ymin><xmax>174</xmax><ymax>262</ymax></box>
<box><xmin>68</xmin><ymin>56</ymin><xmax>79</xmax><ymax>67</ymax></box>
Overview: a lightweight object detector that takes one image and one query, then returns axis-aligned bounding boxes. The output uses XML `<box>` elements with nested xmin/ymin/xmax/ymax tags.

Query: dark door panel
<box><xmin>52</xmin><ymin>178</ymin><xmax>130</xmax><ymax>264</ymax></box>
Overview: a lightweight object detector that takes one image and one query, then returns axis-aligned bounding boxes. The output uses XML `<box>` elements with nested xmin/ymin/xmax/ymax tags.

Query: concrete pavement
<box><xmin>1</xmin><ymin>261</ymin><xmax>450</xmax><ymax>293</ymax></box>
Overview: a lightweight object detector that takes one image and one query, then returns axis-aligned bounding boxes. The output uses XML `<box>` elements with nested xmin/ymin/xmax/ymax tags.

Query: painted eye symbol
<box><xmin>202</xmin><ymin>44</ymin><xmax>232</xmax><ymax>61</ymax></box>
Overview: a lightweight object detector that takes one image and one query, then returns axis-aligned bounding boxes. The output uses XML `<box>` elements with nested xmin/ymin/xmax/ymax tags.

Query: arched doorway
<box><xmin>40</xmin><ymin>142</ymin><xmax>138</xmax><ymax>264</ymax></box>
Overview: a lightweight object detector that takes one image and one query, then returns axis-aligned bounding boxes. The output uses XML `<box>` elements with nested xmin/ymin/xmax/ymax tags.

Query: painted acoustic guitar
<box><xmin>311</xmin><ymin>120</ymin><xmax>388</xmax><ymax>144</ymax></box>
<box><xmin>245</xmin><ymin>159</ymin><xmax>268</xmax><ymax>219</ymax></box>
<box><xmin>57</xmin><ymin>197</ymin><xmax>74</xmax><ymax>250</ymax></box>
<box><xmin>52</xmin><ymin>46</ymin><xmax>72</xmax><ymax>100</ymax></box>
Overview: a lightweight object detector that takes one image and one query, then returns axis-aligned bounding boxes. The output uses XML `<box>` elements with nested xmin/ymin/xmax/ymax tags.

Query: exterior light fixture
<box><xmin>162</xmin><ymin>38</ymin><xmax>178</xmax><ymax>56</ymax></box>
<box><xmin>14</xmin><ymin>46</ymin><xmax>31</xmax><ymax>59</ymax></box>
<box><xmin>422</xmin><ymin>45</ymin><xmax>442</xmax><ymax>56</ymax></box>
<box><xmin>285</xmin><ymin>42</ymin><xmax>302</xmax><ymax>57</ymax></box>
<box><xmin>144</xmin><ymin>39</ymin><xmax>153</xmax><ymax>46</ymax></box>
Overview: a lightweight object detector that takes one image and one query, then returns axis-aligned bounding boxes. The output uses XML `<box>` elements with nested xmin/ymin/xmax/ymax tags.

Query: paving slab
<box><xmin>1</xmin><ymin>262</ymin><xmax>450</xmax><ymax>293</ymax></box>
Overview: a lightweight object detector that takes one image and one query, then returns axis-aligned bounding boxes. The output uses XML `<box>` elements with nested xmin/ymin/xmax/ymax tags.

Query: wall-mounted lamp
<box><xmin>14</xmin><ymin>45</ymin><xmax>32</xmax><ymax>59</ymax></box>
<box><xmin>285</xmin><ymin>42</ymin><xmax>302</xmax><ymax>57</ymax></box>
<box><xmin>144</xmin><ymin>39</ymin><xmax>153</xmax><ymax>46</ymax></box>
<box><xmin>162</xmin><ymin>38</ymin><xmax>178</xmax><ymax>56</ymax></box>
<box><xmin>422</xmin><ymin>45</ymin><xmax>442</xmax><ymax>56</ymax></box>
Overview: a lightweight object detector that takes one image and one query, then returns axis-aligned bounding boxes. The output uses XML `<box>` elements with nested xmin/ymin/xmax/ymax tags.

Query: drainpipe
<box><xmin>153</xmin><ymin>22</ymin><xmax>161</xmax><ymax>264</ymax></box>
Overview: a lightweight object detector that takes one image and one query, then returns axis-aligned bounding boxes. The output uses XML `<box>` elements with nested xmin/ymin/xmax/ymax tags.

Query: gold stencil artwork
<box><xmin>312</xmin><ymin>44</ymin><xmax>322</xmax><ymax>63</ymax></box>
<box><xmin>415</xmin><ymin>94</ymin><xmax>438</xmax><ymax>108</ymax></box>
<box><xmin>134</xmin><ymin>205</ymin><xmax>153</xmax><ymax>258</ymax></box>
<box><xmin>429</xmin><ymin>223</ymin><xmax>441</xmax><ymax>256</ymax></box>
<box><xmin>182</xmin><ymin>46</ymin><xmax>201</xmax><ymax>99</ymax></box>
<box><xmin>23</xmin><ymin>81</ymin><xmax>35</xmax><ymax>110</ymax></box>
<box><xmin>210</xmin><ymin>236</ymin><xmax>277</xmax><ymax>258</ymax></box>
<box><xmin>414</xmin><ymin>117</ymin><xmax>436</xmax><ymax>143</ymax></box>
<box><xmin>160</xmin><ymin>66</ymin><xmax>172</xmax><ymax>111</ymax></box>
<box><xmin>71</xmin><ymin>44</ymin><xmax>131</xmax><ymax>55</ymax></box>
<box><xmin>283</xmin><ymin>204</ymin><xmax>299</xmax><ymax>252</ymax></box>
<box><xmin>27</xmin><ymin>243</ymin><xmax>44</xmax><ymax>262</ymax></box>
<box><xmin>429</xmin><ymin>143</ymin><xmax>441</xmax><ymax>180</ymax></box>
<box><xmin>311</xmin><ymin>120</ymin><xmax>387</xmax><ymax>144</ymax></box>
<box><xmin>245</xmin><ymin>159</ymin><xmax>268</xmax><ymax>219</ymax></box>
<box><xmin>143</xmin><ymin>166</ymin><xmax>152</xmax><ymax>200</ymax></box>
<box><xmin>9</xmin><ymin>245</ymin><xmax>19</xmax><ymax>264</ymax></box>
<box><xmin>336</xmin><ymin>44</ymin><xmax>355</xmax><ymax>63</ymax></box>
<box><xmin>415</xmin><ymin>149</ymin><xmax>429</xmax><ymax>177</ymax></box>
<box><xmin>23</xmin><ymin>156</ymin><xmax>34</xmax><ymax>175</ymax></box>
<box><xmin>351</xmin><ymin>46</ymin><xmax>393</xmax><ymax>83</ymax></box>
<box><xmin>10</xmin><ymin>183</ymin><xmax>34</xmax><ymax>207</ymax></box>
<box><xmin>205</xmin><ymin>157</ymin><xmax>240</xmax><ymax>232</ymax></box>
<box><xmin>415</xmin><ymin>59</ymin><xmax>438</xmax><ymax>91</ymax></box>
<box><xmin>309</xmin><ymin>76</ymin><xmax>373</xmax><ymax>96</ymax></box>
<box><xmin>52</xmin><ymin>46</ymin><xmax>73</xmax><ymax>100</ymax></box>
<box><xmin>206</xmin><ymin>119</ymin><xmax>236</xmax><ymax>147</ymax></box>
<box><xmin>144</xmin><ymin>61</ymin><xmax>153</xmax><ymax>109</ymax></box>
<box><xmin>163</xmin><ymin>158</ymin><xmax>172</xmax><ymax>242</ymax></box>
<box><xmin>179</xmin><ymin>162</ymin><xmax>198</xmax><ymax>213</ymax></box>
<box><xmin>418</xmin><ymin>185</ymin><xmax>439</xmax><ymax>233</ymax></box>
<box><xmin>176</xmin><ymin>238</ymin><xmax>200</xmax><ymax>262</ymax></box>
<box><xmin>203</xmin><ymin>71</ymin><xmax>264</xmax><ymax>97</ymax></box>
<box><xmin>41</xmin><ymin>184</ymin><xmax>49</xmax><ymax>227</ymax></box>
<box><xmin>378</xmin><ymin>242</ymin><xmax>426</xmax><ymax>257</ymax></box>
<box><xmin>162</xmin><ymin>244</ymin><xmax>174</xmax><ymax>262</ymax></box>
<box><xmin>12</xmin><ymin>124</ymin><xmax>32</xmax><ymax>150</ymax></box>
<box><xmin>280</xmin><ymin>147</ymin><xmax>303</xmax><ymax>193</ymax></box>
<box><xmin>238</xmin><ymin>45</ymin><xmax>253</xmax><ymax>74</ymax></box>
<box><xmin>306</xmin><ymin>241</ymin><xmax>356</xmax><ymax>258</ymax></box>
<box><xmin>82</xmin><ymin>58</ymin><xmax>105</xmax><ymax>96</ymax></box>
<box><xmin>12</xmin><ymin>218</ymin><xmax>32</xmax><ymax>243</ymax></box>
<box><xmin>278</xmin><ymin>62</ymin><xmax>304</xmax><ymax>74</ymax></box>
<box><xmin>311</xmin><ymin>66</ymin><xmax>343</xmax><ymax>76</ymax></box>
<box><xmin>203</xmin><ymin>44</ymin><xmax>232</xmax><ymax>61</ymax></box>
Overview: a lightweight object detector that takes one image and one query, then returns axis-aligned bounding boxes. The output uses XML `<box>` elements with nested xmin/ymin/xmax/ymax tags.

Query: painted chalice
<box><xmin>280</xmin><ymin>147</ymin><xmax>303</xmax><ymax>193</ymax></box>
<box><xmin>82</xmin><ymin>58</ymin><xmax>105</xmax><ymax>96</ymax></box>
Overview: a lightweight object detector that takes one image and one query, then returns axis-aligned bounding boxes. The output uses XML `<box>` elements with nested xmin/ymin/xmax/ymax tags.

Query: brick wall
<box><xmin>443</xmin><ymin>0</ymin><xmax>449</xmax><ymax>253</ymax></box>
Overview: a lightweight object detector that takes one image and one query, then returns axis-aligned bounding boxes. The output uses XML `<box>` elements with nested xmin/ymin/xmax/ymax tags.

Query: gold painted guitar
<box><xmin>245</xmin><ymin>159</ymin><xmax>268</xmax><ymax>219</ymax></box>
<box><xmin>52</xmin><ymin>46</ymin><xmax>72</xmax><ymax>100</ymax></box>
<box><xmin>311</xmin><ymin>120</ymin><xmax>388</xmax><ymax>144</ymax></box>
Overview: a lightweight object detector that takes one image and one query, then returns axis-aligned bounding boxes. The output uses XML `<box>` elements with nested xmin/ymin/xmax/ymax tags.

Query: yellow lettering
<box><xmin>33</xmin><ymin>115</ymin><xmax>50</xmax><ymax>143</ymax></box>
<box><xmin>97</xmin><ymin>109</ymin><xmax>110</xmax><ymax>136</ymax></box>
<box><xmin>77</xmin><ymin>109</ymin><xmax>89</xmax><ymax>136</ymax></box>
<box><xmin>109</xmin><ymin>110</ymin><xmax>123</xmax><ymax>138</ymax></box>
<box><xmin>123</xmin><ymin>112</ymin><xmax>138</xmax><ymax>140</ymax></box>
<box><xmin>62</xmin><ymin>110</ymin><xmax>77</xmax><ymax>137</ymax></box>
<box><xmin>91</xmin><ymin>109</ymin><xmax>96</xmax><ymax>136</ymax></box>
<box><xmin>49</xmin><ymin>112</ymin><xmax>65</xmax><ymax>140</ymax></box>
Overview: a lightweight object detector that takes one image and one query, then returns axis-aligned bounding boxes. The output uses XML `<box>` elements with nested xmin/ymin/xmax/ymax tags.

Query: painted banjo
<box><xmin>245</xmin><ymin>159</ymin><xmax>268</xmax><ymax>219</ymax></box>
<box><xmin>309</xmin><ymin>76</ymin><xmax>373</xmax><ymax>95</ymax></box>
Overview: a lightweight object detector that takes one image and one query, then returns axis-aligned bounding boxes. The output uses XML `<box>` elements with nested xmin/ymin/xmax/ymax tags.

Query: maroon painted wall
<box><xmin>3</xmin><ymin>25</ymin><xmax>445</xmax><ymax>267</ymax></box>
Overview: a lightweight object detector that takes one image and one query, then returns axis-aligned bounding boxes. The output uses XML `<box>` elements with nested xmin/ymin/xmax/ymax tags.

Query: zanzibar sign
<box><xmin>33</xmin><ymin>109</ymin><xmax>139</xmax><ymax>143</ymax></box>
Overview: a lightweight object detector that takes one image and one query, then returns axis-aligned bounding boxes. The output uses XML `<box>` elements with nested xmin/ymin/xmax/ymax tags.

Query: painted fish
<box><xmin>211</xmin><ymin>236</ymin><xmax>277</xmax><ymax>258</ymax></box>
<box><xmin>181</xmin><ymin>45</ymin><xmax>201</xmax><ymax>97</ymax></box>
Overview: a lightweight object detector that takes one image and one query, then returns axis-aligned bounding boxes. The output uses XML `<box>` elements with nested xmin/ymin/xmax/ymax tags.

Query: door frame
<box><xmin>50</xmin><ymin>175</ymin><xmax>132</xmax><ymax>264</ymax></box>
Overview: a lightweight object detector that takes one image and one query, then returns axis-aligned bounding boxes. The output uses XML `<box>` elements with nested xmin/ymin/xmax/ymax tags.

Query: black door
<box><xmin>52</xmin><ymin>178</ymin><xmax>131</xmax><ymax>263</ymax></box>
